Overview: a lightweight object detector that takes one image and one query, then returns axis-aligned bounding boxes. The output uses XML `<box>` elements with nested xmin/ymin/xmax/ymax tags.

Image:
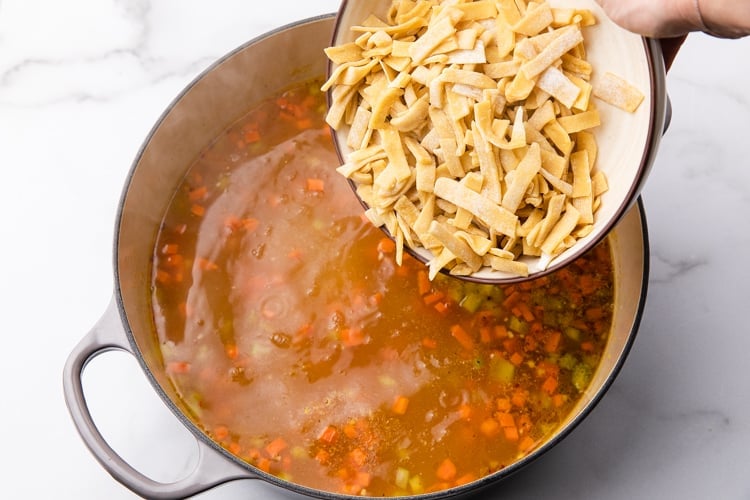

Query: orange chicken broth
<box><xmin>151</xmin><ymin>78</ymin><xmax>614</xmax><ymax>497</ymax></box>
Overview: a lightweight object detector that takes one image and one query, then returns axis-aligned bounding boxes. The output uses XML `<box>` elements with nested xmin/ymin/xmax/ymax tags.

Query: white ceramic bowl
<box><xmin>329</xmin><ymin>0</ymin><xmax>668</xmax><ymax>283</ymax></box>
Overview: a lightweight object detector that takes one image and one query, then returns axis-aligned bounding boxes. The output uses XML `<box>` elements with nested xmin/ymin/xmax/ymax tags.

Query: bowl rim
<box><xmin>327</xmin><ymin>2</ymin><xmax>667</xmax><ymax>284</ymax></box>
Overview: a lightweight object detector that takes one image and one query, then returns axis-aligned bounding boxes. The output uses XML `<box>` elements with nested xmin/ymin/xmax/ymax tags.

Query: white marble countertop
<box><xmin>2</xmin><ymin>1</ymin><xmax>749</xmax><ymax>499</ymax></box>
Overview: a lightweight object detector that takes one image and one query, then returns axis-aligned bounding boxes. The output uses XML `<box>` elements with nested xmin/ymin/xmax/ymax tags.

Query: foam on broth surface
<box><xmin>150</xmin><ymin>78</ymin><xmax>615</xmax><ymax>497</ymax></box>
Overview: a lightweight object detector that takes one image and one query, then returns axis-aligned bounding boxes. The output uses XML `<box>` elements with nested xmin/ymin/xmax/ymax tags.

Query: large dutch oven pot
<box><xmin>63</xmin><ymin>14</ymin><xmax>664</xmax><ymax>500</ymax></box>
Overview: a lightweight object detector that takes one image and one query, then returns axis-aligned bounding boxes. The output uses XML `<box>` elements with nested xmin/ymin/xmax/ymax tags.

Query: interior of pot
<box><xmin>113</xmin><ymin>13</ymin><xmax>647</xmax><ymax>498</ymax></box>
<box><xmin>115</xmin><ymin>15</ymin><xmax>337</xmax><ymax>403</ymax></box>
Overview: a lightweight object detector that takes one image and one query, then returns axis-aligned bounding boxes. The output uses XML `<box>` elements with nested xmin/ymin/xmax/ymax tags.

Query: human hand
<box><xmin>595</xmin><ymin>0</ymin><xmax>750</xmax><ymax>39</ymax></box>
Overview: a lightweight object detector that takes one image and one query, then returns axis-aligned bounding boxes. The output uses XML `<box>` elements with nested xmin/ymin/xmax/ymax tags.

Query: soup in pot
<box><xmin>150</xmin><ymin>78</ymin><xmax>614</xmax><ymax>496</ymax></box>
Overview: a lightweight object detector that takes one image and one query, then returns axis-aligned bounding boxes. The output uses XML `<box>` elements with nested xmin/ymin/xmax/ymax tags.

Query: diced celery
<box><xmin>478</xmin><ymin>283</ymin><xmax>500</xmax><ymax>299</ymax></box>
<box><xmin>395</xmin><ymin>467</ymin><xmax>410</xmax><ymax>490</ymax></box>
<box><xmin>409</xmin><ymin>475</ymin><xmax>424</xmax><ymax>494</ymax></box>
<box><xmin>572</xmin><ymin>363</ymin><xmax>593</xmax><ymax>392</ymax></box>
<box><xmin>508</xmin><ymin>315</ymin><xmax>529</xmax><ymax>335</ymax></box>
<box><xmin>489</xmin><ymin>355</ymin><xmax>515</xmax><ymax>383</ymax></box>
<box><xmin>542</xmin><ymin>310</ymin><xmax>557</xmax><ymax>327</ymax></box>
<box><xmin>559</xmin><ymin>353</ymin><xmax>578</xmax><ymax>371</ymax></box>
<box><xmin>445</xmin><ymin>282</ymin><xmax>465</xmax><ymax>304</ymax></box>
<box><xmin>564</xmin><ymin>326</ymin><xmax>581</xmax><ymax>341</ymax></box>
<box><xmin>558</xmin><ymin>311</ymin><xmax>573</xmax><ymax>327</ymax></box>
<box><xmin>460</xmin><ymin>292</ymin><xmax>485</xmax><ymax>313</ymax></box>
<box><xmin>545</xmin><ymin>296</ymin><xmax>565</xmax><ymax>311</ymax></box>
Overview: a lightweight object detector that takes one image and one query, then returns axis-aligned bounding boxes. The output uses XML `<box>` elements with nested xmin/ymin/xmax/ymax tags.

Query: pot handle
<box><xmin>62</xmin><ymin>297</ymin><xmax>256</xmax><ymax>499</ymax></box>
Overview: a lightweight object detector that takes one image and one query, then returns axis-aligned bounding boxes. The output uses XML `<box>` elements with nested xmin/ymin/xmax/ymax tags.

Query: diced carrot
<box><xmin>256</xmin><ymin>458</ymin><xmax>271</xmax><ymax>473</ymax></box>
<box><xmin>225</xmin><ymin>344</ymin><xmax>238</xmax><ymax>360</ymax></box>
<box><xmin>479</xmin><ymin>327</ymin><xmax>492</xmax><ymax>344</ymax></box>
<box><xmin>395</xmin><ymin>263</ymin><xmax>410</xmax><ymax>277</ymax></box>
<box><xmin>458</xmin><ymin>403</ymin><xmax>472</xmax><ymax>420</ymax></box>
<box><xmin>454</xmin><ymin>472</ymin><xmax>477</xmax><ymax>486</ymax></box>
<box><xmin>423</xmin><ymin>291</ymin><xmax>445</xmax><ymax>305</ymax></box>
<box><xmin>494</xmin><ymin>324</ymin><xmax>508</xmax><ymax>339</ymax></box>
<box><xmin>265</xmin><ymin>437</ymin><xmax>287</xmax><ymax>458</ymax></box>
<box><xmin>511</xmin><ymin>389</ymin><xmax>527</xmax><ymax>408</ymax></box>
<box><xmin>517</xmin><ymin>414</ymin><xmax>533</xmax><ymax>433</ymax></box>
<box><xmin>188</xmin><ymin>185</ymin><xmax>208</xmax><ymax>202</ymax></box>
<box><xmin>545</xmin><ymin>331</ymin><xmax>562</xmax><ymax>353</ymax></box>
<box><xmin>433</xmin><ymin>302</ymin><xmax>449</xmax><ymax>314</ymax></box>
<box><xmin>426</xmin><ymin>482</ymin><xmax>452</xmax><ymax>493</ymax></box>
<box><xmin>354</xmin><ymin>471</ymin><xmax>372</xmax><ymax>488</ymax></box>
<box><xmin>496</xmin><ymin>397</ymin><xmax>511</xmax><ymax>412</ymax></box>
<box><xmin>517</xmin><ymin>302</ymin><xmax>535</xmax><ymax>322</ymax></box>
<box><xmin>503</xmin><ymin>425</ymin><xmax>519</xmax><ymax>442</ymax></box>
<box><xmin>450</xmin><ymin>324</ymin><xmax>474</xmax><ymax>351</ymax></box>
<box><xmin>242</xmin><ymin>218</ymin><xmax>259</xmax><ymax>231</ymax></box>
<box><xmin>287</xmin><ymin>248</ymin><xmax>303</xmax><ymax>259</ymax></box>
<box><xmin>585</xmin><ymin>307</ymin><xmax>605</xmax><ymax>321</ymax></box>
<box><xmin>190</xmin><ymin>204</ymin><xmax>206</xmax><ymax>217</ymax></box>
<box><xmin>578</xmin><ymin>274</ymin><xmax>598</xmax><ymax>295</ymax></box>
<box><xmin>417</xmin><ymin>270</ymin><xmax>431</xmax><ymax>295</ymax></box>
<box><xmin>348</xmin><ymin>448</ymin><xmax>367</xmax><ymax>467</ymax></box>
<box><xmin>377</xmin><ymin>237</ymin><xmax>396</xmax><ymax>254</ymax></box>
<box><xmin>552</xmin><ymin>394</ymin><xmax>568</xmax><ymax>408</ymax></box>
<box><xmin>518</xmin><ymin>436</ymin><xmax>536</xmax><ymax>453</ymax></box>
<box><xmin>480</xmin><ymin>417</ymin><xmax>500</xmax><ymax>437</ymax></box>
<box><xmin>502</xmin><ymin>291</ymin><xmax>521</xmax><ymax>309</ymax></box>
<box><xmin>510</xmin><ymin>351</ymin><xmax>524</xmax><ymax>366</ymax></box>
<box><xmin>224</xmin><ymin>215</ymin><xmax>241</xmax><ymax>231</ymax></box>
<box><xmin>436</xmin><ymin>458</ymin><xmax>457</xmax><ymax>482</ymax></box>
<box><xmin>214</xmin><ymin>425</ymin><xmax>229</xmax><ymax>441</ymax></box>
<box><xmin>297</xmin><ymin>118</ymin><xmax>313</xmax><ymax>129</ymax></box>
<box><xmin>392</xmin><ymin>395</ymin><xmax>410</xmax><ymax>415</ymax></box>
<box><xmin>341</xmin><ymin>328</ymin><xmax>366</xmax><ymax>347</ymax></box>
<box><xmin>197</xmin><ymin>258</ymin><xmax>218</xmax><ymax>271</ymax></box>
<box><xmin>165</xmin><ymin>253</ymin><xmax>183</xmax><ymax>268</ymax></box>
<box><xmin>503</xmin><ymin>338</ymin><xmax>520</xmax><ymax>354</ymax></box>
<box><xmin>523</xmin><ymin>335</ymin><xmax>538</xmax><ymax>352</ymax></box>
<box><xmin>161</xmin><ymin>243</ymin><xmax>179</xmax><ymax>255</ymax></box>
<box><xmin>166</xmin><ymin>361</ymin><xmax>190</xmax><ymax>374</ymax></box>
<box><xmin>315</xmin><ymin>449</ymin><xmax>330</xmax><ymax>464</ymax></box>
<box><xmin>189</xmin><ymin>171</ymin><xmax>204</xmax><ymax>185</ymax></box>
<box><xmin>155</xmin><ymin>269</ymin><xmax>171</xmax><ymax>285</ymax></box>
<box><xmin>228</xmin><ymin>442</ymin><xmax>241</xmax><ymax>455</ymax></box>
<box><xmin>244</xmin><ymin>128</ymin><xmax>261</xmax><ymax>143</ymax></box>
<box><xmin>541</xmin><ymin>376</ymin><xmax>558</xmax><ymax>395</ymax></box>
<box><xmin>497</xmin><ymin>412</ymin><xmax>515</xmax><ymax>429</ymax></box>
<box><xmin>422</xmin><ymin>337</ymin><xmax>437</xmax><ymax>349</ymax></box>
<box><xmin>268</xmin><ymin>194</ymin><xmax>283</xmax><ymax>207</ymax></box>
<box><xmin>343</xmin><ymin>423</ymin><xmax>358</xmax><ymax>439</ymax></box>
<box><xmin>538</xmin><ymin>360</ymin><xmax>560</xmax><ymax>378</ymax></box>
<box><xmin>318</xmin><ymin>425</ymin><xmax>338</xmax><ymax>444</ymax></box>
<box><xmin>581</xmin><ymin>341</ymin><xmax>595</xmax><ymax>352</ymax></box>
<box><xmin>306</xmin><ymin>178</ymin><xmax>325</xmax><ymax>192</ymax></box>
